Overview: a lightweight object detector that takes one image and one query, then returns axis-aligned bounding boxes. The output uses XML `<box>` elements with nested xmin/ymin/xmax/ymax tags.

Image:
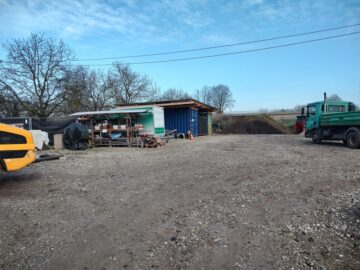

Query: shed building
<box><xmin>116</xmin><ymin>99</ymin><xmax>216</xmax><ymax>136</ymax></box>
<box><xmin>70</xmin><ymin>108</ymin><xmax>165</xmax><ymax>146</ymax></box>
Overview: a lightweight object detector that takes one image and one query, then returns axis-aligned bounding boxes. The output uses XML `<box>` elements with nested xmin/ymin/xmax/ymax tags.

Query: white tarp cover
<box><xmin>30</xmin><ymin>130</ymin><xmax>49</xmax><ymax>150</ymax></box>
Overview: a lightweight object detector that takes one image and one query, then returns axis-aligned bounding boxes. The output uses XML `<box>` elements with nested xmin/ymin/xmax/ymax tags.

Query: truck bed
<box><xmin>320</xmin><ymin>111</ymin><xmax>360</xmax><ymax>127</ymax></box>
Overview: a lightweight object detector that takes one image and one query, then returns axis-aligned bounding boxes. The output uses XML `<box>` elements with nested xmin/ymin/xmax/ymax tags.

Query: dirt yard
<box><xmin>0</xmin><ymin>135</ymin><xmax>359</xmax><ymax>270</ymax></box>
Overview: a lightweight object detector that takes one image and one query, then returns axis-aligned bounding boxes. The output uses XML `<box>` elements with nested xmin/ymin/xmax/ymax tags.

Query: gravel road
<box><xmin>0</xmin><ymin>135</ymin><xmax>359</xmax><ymax>269</ymax></box>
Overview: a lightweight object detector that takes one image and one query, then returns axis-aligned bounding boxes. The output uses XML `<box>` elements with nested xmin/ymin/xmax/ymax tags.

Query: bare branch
<box><xmin>0</xmin><ymin>33</ymin><xmax>72</xmax><ymax>117</ymax></box>
<box><xmin>109</xmin><ymin>62</ymin><xmax>151</xmax><ymax>104</ymax></box>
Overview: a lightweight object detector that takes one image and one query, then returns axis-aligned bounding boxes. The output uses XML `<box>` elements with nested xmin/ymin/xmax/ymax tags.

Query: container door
<box><xmin>164</xmin><ymin>108</ymin><xmax>190</xmax><ymax>134</ymax></box>
<box><xmin>189</xmin><ymin>108</ymin><xmax>198</xmax><ymax>137</ymax></box>
<box><xmin>305</xmin><ymin>105</ymin><xmax>318</xmax><ymax>131</ymax></box>
<box><xmin>198</xmin><ymin>112</ymin><xmax>208</xmax><ymax>136</ymax></box>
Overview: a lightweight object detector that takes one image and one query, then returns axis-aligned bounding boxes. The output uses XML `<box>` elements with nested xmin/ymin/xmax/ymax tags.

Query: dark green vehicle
<box><xmin>305</xmin><ymin>94</ymin><xmax>360</xmax><ymax>148</ymax></box>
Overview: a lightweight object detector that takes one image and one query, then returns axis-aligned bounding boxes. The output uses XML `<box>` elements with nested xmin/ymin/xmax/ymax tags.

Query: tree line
<box><xmin>0</xmin><ymin>34</ymin><xmax>234</xmax><ymax>118</ymax></box>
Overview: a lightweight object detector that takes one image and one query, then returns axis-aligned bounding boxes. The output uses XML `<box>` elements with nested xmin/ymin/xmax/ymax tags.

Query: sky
<box><xmin>0</xmin><ymin>0</ymin><xmax>359</xmax><ymax>111</ymax></box>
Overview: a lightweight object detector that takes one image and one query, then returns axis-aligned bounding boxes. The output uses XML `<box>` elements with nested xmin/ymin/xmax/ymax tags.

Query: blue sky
<box><xmin>0</xmin><ymin>0</ymin><xmax>359</xmax><ymax>111</ymax></box>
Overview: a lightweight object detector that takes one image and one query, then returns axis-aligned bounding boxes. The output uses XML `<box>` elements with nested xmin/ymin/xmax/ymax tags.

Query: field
<box><xmin>0</xmin><ymin>135</ymin><xmax>359</xmax><ymax>269</ymax></box>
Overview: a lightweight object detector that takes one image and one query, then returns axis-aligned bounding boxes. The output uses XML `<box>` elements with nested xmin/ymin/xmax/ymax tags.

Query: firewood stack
<box><xmin>143</xmin><ymin>136</ymin><xmax>166</xmax><ymax>148</ymax></box>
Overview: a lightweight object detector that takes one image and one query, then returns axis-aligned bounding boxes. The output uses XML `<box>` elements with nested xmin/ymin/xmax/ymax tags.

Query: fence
<box><xmin>0</xmin><ymin>117</ymin><xmax>76</xmax><ymax>145</ymax></box>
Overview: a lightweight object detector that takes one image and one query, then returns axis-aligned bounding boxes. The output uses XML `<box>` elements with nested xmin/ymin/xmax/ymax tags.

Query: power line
<box><xmin>75</xmin><ymin>31</ymin><xmax>360</xmax><ymax>66</ymax></box>
<box><xmin>1</xmin><ymin>30</ymin><xmax>359</xmax><ymax>67</ymax></box>
<box><xmin>71</xmin><ymin>23</ymin><xmax>360</xmax><ymax>61</ymax></box>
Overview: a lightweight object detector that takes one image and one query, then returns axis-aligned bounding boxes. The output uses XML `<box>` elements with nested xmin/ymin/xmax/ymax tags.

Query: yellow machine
<box><xmin>0</xmin><ymin>123</ymin><xmax>36</xmax><ymax>171</ymax></box>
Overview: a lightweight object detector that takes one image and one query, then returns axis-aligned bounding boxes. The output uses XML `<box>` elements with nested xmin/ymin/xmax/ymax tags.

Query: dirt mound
<box><xmin>219</xmin><ymin>115</ymin><xmax>292</xmax><ymax>134</ymax></box>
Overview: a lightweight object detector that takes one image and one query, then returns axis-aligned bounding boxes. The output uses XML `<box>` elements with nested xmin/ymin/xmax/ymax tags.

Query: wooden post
<box><xmin>90</xmin><ymin>117</ymin><xmax>95</xmax><ymax>146</ymax></box>
<box><xmin>126</xmin><ymin>114</ymin><xmax>130</xmax><ymax>147</ymax></box>
<box><xmin>109</xmin><ymin>124</ymin><xmax>112</xmax><ymax>148</ymax></box>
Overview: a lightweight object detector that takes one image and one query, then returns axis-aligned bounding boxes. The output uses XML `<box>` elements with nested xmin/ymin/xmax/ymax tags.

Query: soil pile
<box><xmin>218</xmin><ymin>114</ymin><xmax>292</xmax><ymax>134</ymax></box>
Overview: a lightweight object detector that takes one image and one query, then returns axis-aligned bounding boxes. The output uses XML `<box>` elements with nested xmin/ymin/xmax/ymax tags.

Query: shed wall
<box><xmin>208</xmin><ymin>113</ymin><xmax>213</xmax><ymax>135</ymax></box>
<box><xmin>120</xmin><ymin>105</ymin><xmax>165</xmax><ymax>136</ymax></box>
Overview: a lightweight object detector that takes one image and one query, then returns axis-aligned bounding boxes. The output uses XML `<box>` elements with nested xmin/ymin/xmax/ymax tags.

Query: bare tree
<box><xmin>0</xmin><ymin>90</ymin><xmax>22</xmax><ymax>117</ymax></box>
<box><xmin>109</xmin><ymin>62</ymin><xmax>151</xmax><ymax>104</ymax></box>
<box><xmin>84</xmin><ymin>70</ymin><xmax>112</xmax><ymax>111</ymax></box>
<box><xmin>209</xmin><ymin>84</ymin><xmax>234</xmax><ymax>112</ymax></box>
<box><xmin>61</xmin><ymin>66</ymin><xmax>87</xmax><ymax>114</ymax></box>
<box><xmin>145</xmin><ymin>81</ymin><xmax>161</xmax><ymax>102</ymax></box>
<box><xmin>61</xmin><ymin>66</ymin><xmax>112</xmax><ymax>113</ymax></box>
<box><xmin>160</xmin><ymin>88</ymin><xmax>190</xmax><ymax>100</ymax></box>
<box><xmin>0</xmin><ymin>33</ymin><xmax>72</xmax><ymax>117</ymax></box>
<box><xmin>327</xmin><ymin>94</ymin><xmax>342</xmax><ymax>101</ymax></box>
<box><xmin>194</xmin><ymin>86</ymin><xmax>211</xmax><ymax>104</ymax></box>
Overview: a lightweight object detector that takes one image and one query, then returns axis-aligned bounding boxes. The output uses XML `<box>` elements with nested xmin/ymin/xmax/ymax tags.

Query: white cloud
<box><xmin>0</xmin><ymin>0</ymin><xmax>219</xmax><ymax>50</ymax></box>
<box><xmin>0</xmin><ymin>0</ymin><xmax>359</xmax><ymax>46</ymax></box>
<box><xmin>202</xmin><ymin>33</ymin><xmax>236</xmax><ymax>44</ymax></box>
<box><xmin>244</xmin><ymin>0</ymin><xmax>264</xmax><ymax>6</ymax></box>
<box><xmin>0</xmin><ymin>0</ymin><xmax>164</xmax><ymax>40</ymax></box>
<box><xmin>220</xmin><ymin>0</ymin><xmax>359</xmax><ymax>27</ymax></box>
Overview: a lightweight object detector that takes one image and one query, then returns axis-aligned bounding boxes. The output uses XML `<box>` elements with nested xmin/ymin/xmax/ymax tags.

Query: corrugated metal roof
<box><xmin>116</xmin><ymin>99</ymin><xmax>217</xmax><ymax>111</ymax></box>
<box><xmin>69</xmin><ymin>109</ymin><xmax>148</xmax><ymax>116</ymax></box>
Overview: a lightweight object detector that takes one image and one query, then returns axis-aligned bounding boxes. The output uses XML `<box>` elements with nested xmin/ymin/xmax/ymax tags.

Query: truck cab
<box><xmin>305</xmin><ymin>101</ymin><xmax>352</xmax><ymax>132</ymax></box>
<box><xmin>305</xmin><ymin>99</ymin><xmax>360</xmax><ymax>148</ymax></box>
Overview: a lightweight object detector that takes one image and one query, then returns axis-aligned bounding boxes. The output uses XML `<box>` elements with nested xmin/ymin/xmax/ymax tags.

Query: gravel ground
<box><xmin>0</xmin><ymin>135</ymin><xmax>359</xmax><ymax>270</ymax></box>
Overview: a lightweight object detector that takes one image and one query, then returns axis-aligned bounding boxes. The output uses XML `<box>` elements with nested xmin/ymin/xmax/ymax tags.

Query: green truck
<box><xmin>305</xmin><ymin>94</ymin><xmax>360</xmax><ymax>148</ymax></box>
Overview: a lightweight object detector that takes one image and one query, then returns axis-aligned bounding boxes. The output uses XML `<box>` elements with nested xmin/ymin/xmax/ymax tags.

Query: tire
<box><xmin>346</xmin><ymin>131</ymin><xmax>360</xmax><ymax>149</ymax></box>
<box><xmin>0</xmin><ymin>159</ymin><xmax>6</xmax><ymax>171</ymax></box>
<box><xmin>312</xmin><ymin>129</ymin><xmax>321</xmax><ymax>144</ymax></box>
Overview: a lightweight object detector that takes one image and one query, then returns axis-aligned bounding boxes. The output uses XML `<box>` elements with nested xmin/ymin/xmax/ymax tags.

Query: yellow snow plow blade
<box><xmin>0</xmin><ymin>123</ymin><xmax>36</xmax><ymax>172</ymax></box>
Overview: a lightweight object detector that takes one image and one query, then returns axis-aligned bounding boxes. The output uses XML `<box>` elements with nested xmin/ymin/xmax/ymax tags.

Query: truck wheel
<box><xmin>346</xmin><ymin>131</ymin><xmax>360</xmax><ymax>149</ymax></box>
<box><xmin>312</xmin><ymin>130</ymin><xmax>321</xmax><ymax>144</ymax></box>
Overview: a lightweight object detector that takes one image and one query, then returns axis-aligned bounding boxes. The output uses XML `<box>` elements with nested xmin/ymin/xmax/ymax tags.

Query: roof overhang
<box><xmin>116</xmin><ymin>99</ymin><xmax>217</xmax><ymax>112</ymax></box>
<box><xmin>69</xmin><ymin>109</ymin><xmax>149</xmax><ymax>116</ymax></box>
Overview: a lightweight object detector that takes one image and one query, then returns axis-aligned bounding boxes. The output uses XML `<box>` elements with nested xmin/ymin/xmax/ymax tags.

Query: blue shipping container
<box><xmin>190</xmin><ymin>108</ymin><xmax>198</xmax><ymax>137</ymax></box>
<box><xmin>164</xmin><ymin>107</ymin><xmax>198</xmax><ymax>136</ymax></box>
